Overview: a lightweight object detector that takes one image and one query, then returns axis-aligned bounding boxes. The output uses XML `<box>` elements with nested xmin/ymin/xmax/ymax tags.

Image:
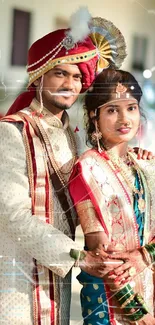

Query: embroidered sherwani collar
<box><xmin>29</xmin><ymin>98</ymin><xmax>69</xmax><ymax>129</ymax></box>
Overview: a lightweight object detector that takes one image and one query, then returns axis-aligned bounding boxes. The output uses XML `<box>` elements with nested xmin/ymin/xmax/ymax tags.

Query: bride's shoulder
<box><xmin>77</xmin><ymin>148</ymin><xmax>100</xmax><ymax>164</ymax></box>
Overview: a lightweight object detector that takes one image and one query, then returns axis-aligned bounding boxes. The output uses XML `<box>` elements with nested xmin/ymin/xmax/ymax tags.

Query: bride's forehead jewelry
<box><xmin>98</xmin><ymin>83</ymin><xmax>138</xmax><ymax>109</ymax></box>
<box><xmin>116</xmin><ymin>82</ymin><xmax>128</xmax><ymax>98</ymax></box>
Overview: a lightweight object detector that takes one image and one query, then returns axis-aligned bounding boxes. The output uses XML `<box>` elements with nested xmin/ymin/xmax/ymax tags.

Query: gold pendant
<box><xmin>138</xmin><ymin>197</ymin><xmax>145</xmax><ymax>213</ymax></box>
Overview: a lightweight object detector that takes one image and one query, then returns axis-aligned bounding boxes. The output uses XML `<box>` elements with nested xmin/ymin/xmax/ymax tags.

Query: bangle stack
<box><xmin>70</xmin><ymin>249</ymin><xmax>86</xmax><ymax>267</ymax></box>
<box><xmin>144</xmin><ymin>243</ymin><xmax>155</xmax><ymax>264</ymax></box>
<box><xmin>112</xmin><ymin>283</ymin><xmax>149</xmax><ymax>322</ymax></box>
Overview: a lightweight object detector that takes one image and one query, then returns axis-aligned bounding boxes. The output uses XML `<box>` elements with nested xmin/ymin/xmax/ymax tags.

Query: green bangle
<box><xmin>127</xmin><ymin>308</ymin><xmax>146</xmax><ymax>322</ymax></box>
<box><xmin>134</xmin><ymin>293</ymin><xmax>149</xmax><ymax>314</ymax></box>
<box><xmin>123</xmin><ymin>294</ymin><xmax>148</xmax><ymax>313</ymax></box>
<box><xmin>114</xmin><ymin>283</ymin><xmax>149</xmax><ymax>322</ymax></box>
<box><xmin>115</xmin><ymin>284</ymin><xmax>134</xmax><ymax>301</ymax></box>
<box><xmin>118</xmin><ymin>292</ymin><xmax>133</xmax><ymax>305</ymax></box>
<box><xmin>124</xmin><ymin>299</ymin><xmax>139</xmax><ymax>312</ymax></box>
<box><xmin>145</xmin><ymin>243</ymin><xmax>155</xmax><ymax>263</ymax></box>
<box><xmin>124</xmin><ymin>293</ymin><xmax>149</xmax><ymax>321</ymax></box>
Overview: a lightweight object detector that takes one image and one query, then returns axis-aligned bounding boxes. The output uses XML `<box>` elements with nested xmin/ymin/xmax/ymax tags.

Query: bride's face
<box><xmin>98</xmin><ymin>98</ymin><xmax>140</xmax><ymax>147</ymax></box>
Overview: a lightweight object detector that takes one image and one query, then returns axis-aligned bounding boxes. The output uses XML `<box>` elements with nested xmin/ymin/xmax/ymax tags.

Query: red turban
<box><xmin>7</xmin><ymin>29</ymin><xmax>98</xmax><ymax>115</ymax></box>
<box><xmin>7</xmin><ymin>13</ymin><xmax>127</xmax><ymax>115</ymax></box>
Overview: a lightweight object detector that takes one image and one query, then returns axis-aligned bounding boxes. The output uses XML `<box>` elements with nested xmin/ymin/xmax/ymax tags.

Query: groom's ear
<box><xmin>33</xmin><ymin>78</ymin><xmax>41</xmax><ymax>86</ymax></box>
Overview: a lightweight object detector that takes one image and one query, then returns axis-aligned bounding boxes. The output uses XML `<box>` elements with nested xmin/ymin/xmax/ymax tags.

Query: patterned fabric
<box><xmin>76</xmin><ymin>173</ymin><xmax>145</xmax><ymax>325</ymax></box>
<box><xmin>69</xmin><ymin>149</ymin><xmax>155</xmax><ymax>324</ymax></box>
<box><xmin>133</xmin><ymin>174</ymin><xmax>145</xmax><ymax>246</ymax></box>
<box><xmin>78</xmin><ymin>271</ymin><xmax>110</xmax><ymax>325</ymax></box>
<box><xmin>0</xmin><ymin>100</ymin><xmax>79</xmax><ymax>325</ymax></box>
<box><xmin>76</xmin><ymin>200</ymin><xmax>103</xmax><ymax>234</ymax></box>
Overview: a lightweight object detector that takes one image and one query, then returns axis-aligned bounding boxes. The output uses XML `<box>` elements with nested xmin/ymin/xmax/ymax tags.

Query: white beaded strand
<box><xmin>27</xmin><ymin>38</ymin><xmax>65</xmax><ymax>69</ymax></box>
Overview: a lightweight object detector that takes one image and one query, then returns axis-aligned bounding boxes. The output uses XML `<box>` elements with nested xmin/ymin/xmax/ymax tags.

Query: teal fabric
<box><xmin>78</xmin><ymin>172</ymin><xmax>145</xmax><ymax>324</ymax></box>
<box><xmin>133</xmin><ymin>172</ymin><xmax>145</xmax><ymax>246</ymax></box>
<box><xmin>77</xmin><ymin>271</ymin><xmax>110</xmax><ymax>324</ymax></box>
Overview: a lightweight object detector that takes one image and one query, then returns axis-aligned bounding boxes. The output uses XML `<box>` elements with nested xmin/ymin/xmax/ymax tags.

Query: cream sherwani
<box><xmin>0</xmin><ymin>99</ymin><xmax>78</xmax><ymax>325</ymax></box>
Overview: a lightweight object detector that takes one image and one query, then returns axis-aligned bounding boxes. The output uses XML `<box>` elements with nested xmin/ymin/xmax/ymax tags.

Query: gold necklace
<box><xmin>33</xmin><ymin>115</ymin><xmax>77</xmax><ymax>185</ymax></box>
<box><xmin>107</xmin><ymin>150</ymin><xmax>145</xmax><ymax>213</ymax></box>
<box><xmin>60</xmin><ymin>126</ymin><xmax>77</xmax><ymax>175</ymax></box>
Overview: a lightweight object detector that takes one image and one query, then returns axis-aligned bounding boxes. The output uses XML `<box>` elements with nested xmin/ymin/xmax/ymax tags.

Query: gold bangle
<box><xmin>110</xmin><ymin>284</ymin><xmax>127</xmax><ymax>292</ymax></box>
<box><xmin>120</xmin><ymin>294</ymin><xmax>135</xmax><ymax>309</ymax></box>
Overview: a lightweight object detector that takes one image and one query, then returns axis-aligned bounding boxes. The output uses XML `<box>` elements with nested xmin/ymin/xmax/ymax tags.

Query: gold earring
<box><xmin>91</xmin><ymin>119</ymin><xmax>102</xmax><ymax>153</ymax></box>
<box><xmin>91</xmin><ymin>129</ymin><xmax>102</xmax><ymax>142</ymax></box>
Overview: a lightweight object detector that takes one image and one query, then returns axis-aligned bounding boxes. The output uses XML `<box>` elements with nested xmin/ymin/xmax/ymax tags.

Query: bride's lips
<box><xmin>117</xmin><ymin>127</ymin><xmax>131</xmax><ymax>134</ymax></box>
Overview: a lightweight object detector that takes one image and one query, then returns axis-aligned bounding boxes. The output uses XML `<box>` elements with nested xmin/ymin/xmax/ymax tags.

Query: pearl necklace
<box><xmin>107</xmin><ymin>150</ymin><xmax>146</xmax><ymax>213</ymax></box>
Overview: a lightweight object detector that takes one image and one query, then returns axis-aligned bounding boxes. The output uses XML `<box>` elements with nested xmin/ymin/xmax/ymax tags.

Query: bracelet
<box><xmin>124</xmin><ymin>293</ymin><xmax>149</xmax><ymax>322</ymax></box>
<box><xmin>120</xmin><ymin>294</ymin><xmax>135</xmax><ymax>309</ymax></box>
<box><xmin>74</xmin><ymin>251</ymin><xmax>81</xmax><ymax>267</ymax></box>
<box><xmin>115</xmin><ymin>284</ymin><xmax>134</xmax><ymax>301</ymax></box>
<box><xmin>70</xmin><ymin>249</ymin><xmax>86</xmax><ymax>267</ymax></box>
<box><xmin>127</xmin><ymin>308</ymin><xmax>146</xmax><ymax>322</ymax></box>
<box><xmin>124</xmin><ymin>298</ymin><xmax>140</xmax><ymax>312</ymax></box>
<box><xmin>144</xmin><ymin>243</ymin><xmax>155</xmax><ymax>263</ymax></box>
<box><xmin>129</xmin><ymin>314</ymin><xmax>146</xmax><ymax>324</ymax></box>
<box><xmin>134</xmin><ymin>293</ymin><xmax>149</xmax><ymax>314</ymax></box>
<box><xmin>111</xmin><ymin>282</ymin><xmax>149</xmax><ymax>322</ymax></box>
<box><xmin>118</xmin><ymin>290</ymin><xmax>133</xmax><ymax>303</ymax></box>
<box><xmin>117</xmin><ymin>290</ymin><xmax>134</xmax><ymax>306</ymax></box>
<box><xmin>123</xmin><ymin>293</ymin><xmax>148</xmax><ymax>314</ymax></box>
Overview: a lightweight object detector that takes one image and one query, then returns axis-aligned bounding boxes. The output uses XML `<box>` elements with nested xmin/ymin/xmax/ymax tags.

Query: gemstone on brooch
<box><xmin>63</xmin><ymin>35</ymin><xmax>75</xmax><ymax>50</ymax></box>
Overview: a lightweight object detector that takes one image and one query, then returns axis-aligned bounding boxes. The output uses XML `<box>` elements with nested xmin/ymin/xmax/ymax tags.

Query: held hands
<box><xmin>106</xmin><ymin>248</ymin><xmax>148</xmax><ymax>289</ymax></box>
<box><xmin>71</xmin><ymin>245</ymin><xmax>149</xmax><ymax>283</ymax></box>
<box><xmin>77</xmin><ymin>246</ymin><xmax>155</xmax><ymax>324</ymax></box>
<box><xmin>79</xmin><ymin>244</ymin><xmax>124</xmax><ymax>278</ymax></box>
<box><xmin>78</xmin><ymin>249</ymin><xmax>108</xmax><ymax>277</ymax></box>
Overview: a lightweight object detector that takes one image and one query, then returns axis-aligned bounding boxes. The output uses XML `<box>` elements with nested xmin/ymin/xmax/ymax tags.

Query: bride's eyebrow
<box><xmin>105</xmin><ymin>102</ymin><xmax>138</xmax><ymax>108</ymax></box>
<box><xmin>106</xmin><ymin>104</ymin><xmax>119</xmax><ymax>108</ymax></box>
<box><xmin>127</xmin><ymin>102</ymin><xmax>138</xmax><ymax>106</ymax></box>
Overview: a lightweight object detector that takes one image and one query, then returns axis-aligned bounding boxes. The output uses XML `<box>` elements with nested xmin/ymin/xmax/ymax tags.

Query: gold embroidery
<box><xmin>98</xmin><ymin>297</ymin><xmax>103</xmax><ymax>304</ymax></box>
<box><xmin>99</xmin><ymin>312</ymin><xmax>105</xmax><ymax>318</ymax></box>
<box><xmin>86</xmin><ymin>296</ymin><xmax>91</xmax><ymax>302</ymax></box>
<box><xmin>93</xmin><ymin>284</ymin><xmax>99</xmax><ymax>290</ymax></box>
<box><xmin>88</xmin><ymin>309</ymin><xmax>92</xmax><ymax>315</ymax></box>
<box><xmin>28</xmin><ymin>50</ymin><xmax>97</xmax><ymax>87</ymax></box>
<box><xmin>76</xmin><ymin>200</ymin><xmax>103</xmax><ymax>234</ymax></box>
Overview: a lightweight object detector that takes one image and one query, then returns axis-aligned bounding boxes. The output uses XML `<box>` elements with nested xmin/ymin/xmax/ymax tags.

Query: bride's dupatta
<box><xmin>70</xmin><ymin>149</ymin><xmax>155</xmax><ymax>323</ymax></box>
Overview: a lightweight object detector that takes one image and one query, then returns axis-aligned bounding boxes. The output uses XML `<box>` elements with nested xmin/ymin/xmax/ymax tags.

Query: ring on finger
<box><xmin>103</xmin><ymin>244</ymin><xmax>108</xmax><ymax>251</ymax></box>
<box><xmin>129</xmin><ymin>267</ymin><xmax>136</xmax><ymax>277</ymax></box>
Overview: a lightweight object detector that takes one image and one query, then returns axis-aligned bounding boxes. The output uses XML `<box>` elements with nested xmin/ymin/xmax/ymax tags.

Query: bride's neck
<box><xmin>105</xmin><ymin>143</ymin><xmax>128</xmax><ymax>157</ymax></box>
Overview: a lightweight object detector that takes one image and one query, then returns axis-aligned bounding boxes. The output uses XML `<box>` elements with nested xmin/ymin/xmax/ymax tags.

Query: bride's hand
<box><xmin>106</xmin><ymin>249</ymin><xmax>147</xmax><ymax>285</ymax></box>
<box><xmin>91</xmin><ymin>244</ymin><xmax>124</xmax><ymax>278</ymax></box>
